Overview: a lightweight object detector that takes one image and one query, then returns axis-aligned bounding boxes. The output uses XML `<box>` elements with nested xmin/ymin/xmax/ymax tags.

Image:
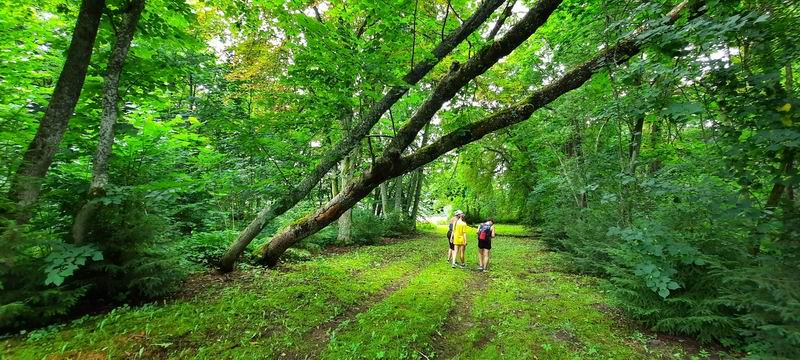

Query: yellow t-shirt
<box><xmin>452</xmin><ymin>219</ymin><xmax>467</xmax><ymax>245</ymax></box>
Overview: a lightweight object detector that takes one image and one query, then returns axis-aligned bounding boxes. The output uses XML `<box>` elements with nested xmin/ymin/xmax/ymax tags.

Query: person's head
<box><xmin>486</xmin><ymin>217</ymin><xmax>494</xmax><ymax>224</ymax></box>
<box><xmin>454</xmin><ymin>210</ymin><xmax>464</xmax><ymax>218</ymax></box>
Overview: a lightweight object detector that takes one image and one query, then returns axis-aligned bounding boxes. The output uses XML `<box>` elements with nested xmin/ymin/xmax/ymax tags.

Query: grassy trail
<box><xmin>3</xmin><ymin>225</ymin><xmax>712</xmax><ymax>359</ymax></box>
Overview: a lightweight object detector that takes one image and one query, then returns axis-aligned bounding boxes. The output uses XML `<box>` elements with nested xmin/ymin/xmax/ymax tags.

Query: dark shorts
<box><xmin>478</xmin><ymin>239</ymin><xmax>491</xmax><ymax>250</ymax></box>
<box><xmin>447</xmin><ymin>231</ymin><xmax>454</xmax><ymax>250</ymax></box>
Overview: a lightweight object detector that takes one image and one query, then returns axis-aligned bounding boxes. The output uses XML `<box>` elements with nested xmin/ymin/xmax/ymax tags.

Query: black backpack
<box><xmin>478</xmin><ymin>223</ymin><xmax>492</xmax><ymax>240</ymax></box>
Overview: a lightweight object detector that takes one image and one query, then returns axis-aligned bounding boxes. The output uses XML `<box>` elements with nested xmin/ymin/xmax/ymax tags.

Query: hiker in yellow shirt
<box><xmin>451</xmin><ymin>212</ymin><xmax>468</xmax><ymax>268</ymax></box>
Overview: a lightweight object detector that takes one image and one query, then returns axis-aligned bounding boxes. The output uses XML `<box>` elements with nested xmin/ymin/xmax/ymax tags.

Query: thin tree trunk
<box><xmin>648</xmin><ymin>119</ymin><xmax>662</xmax><ymax>173</ymax></box>
<box><xmin>372</xmin><ymin>188</ymin><xmax>381</xmax><ymax>216</ymax></box>
<box><xmin>403</xmin><ymin>172</ymin><xmax>417</xmax><ymax>217</ymax></box>
<box><xmin>72</xmin><ymin>0</ymin><xmax>146</xmax><ymax>244</ymax></box>
<box><xmin>218</xmin><ymin>0</ymin><xmax>505</xmax><ymax>272</ymax></box>
<box><xmin>337</xmin><ymin>154</ymin><xmax>353</xmax><ymax>244</ymax></box>
<box><xmin>6</xmin><ymin>0</ymin><xmax>105</xmax><ymax>223</ymax></box>
<box><xmin>393</xmin><ymin>176</ymin><xmax>403</xmax><ymax>215</ymax></box>
<box><xmin>410</xmin><ymin>124</ymin><xmax>432</xmax><ymax>227</ymax></box>
<box><xmin>487</xmin><ymin>0</ymin><xmax>517</xmax><ymax>40</ymax></box>
<box><xmin>257</xmin><ymin>1</ymin><xmax>691</xmax><ymax>266</ymax></box>
<box><xmin>628</xmin><ymin>115</ymin><xmax>645</xmax><ymax>174</ymax></box>
<box><xmin>380</xmin><ymin>182</ymin><xmax>390</xmax><ymax>218</ymax></box>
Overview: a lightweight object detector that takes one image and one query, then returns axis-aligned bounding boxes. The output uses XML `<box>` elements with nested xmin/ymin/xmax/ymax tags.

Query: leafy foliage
<box><xmin>1</xmin><ymin>0</ymin><xmax>798</xmax><ymax>358</ymax></box>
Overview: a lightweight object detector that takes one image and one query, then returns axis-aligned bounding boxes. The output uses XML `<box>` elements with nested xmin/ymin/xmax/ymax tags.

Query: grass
<box><xmin>2</xmin><ymin>225</ymin><xmax>728</xmax><ymax>359</ymax></box>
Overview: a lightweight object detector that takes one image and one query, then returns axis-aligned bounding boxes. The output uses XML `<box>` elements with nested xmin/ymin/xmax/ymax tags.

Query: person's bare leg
<box><xmin>452</xmin><ymin>246</ymin><xmax>458</xmax><ymax>267</ymax></box>
<box><xmin>484</xmin><ymin>250</ymin><xmax>490</xmax><ymax>270</ymax></box>
<box><xmin>459</xmin><ymin>245</ymin><xmax>466</xmax><ymax>265</ymax></box>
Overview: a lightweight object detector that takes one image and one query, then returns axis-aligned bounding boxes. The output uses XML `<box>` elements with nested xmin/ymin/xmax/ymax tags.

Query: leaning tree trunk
<box><xmin>72</xmin><ymin>0</ymin><xmax>146</xmax><ymax>244</ymax></box>
<box><xmin>217</xmin><ymin>0</ymin><xmax>506</xmax><ymax>272</ymax></box>
<box><xmin>487</xmin><ymin>0</ymin><xmax>516</xmax><ymax>40</ymax></box>
<box><xmin>6</xmin><ymin>0</ymin><xmax>105</xmax><ymax>223</ymax></box>
<box><xmin>257</xmin><ymin>0</ymin><xmax>694</xmax><ymax>267</ymax></box>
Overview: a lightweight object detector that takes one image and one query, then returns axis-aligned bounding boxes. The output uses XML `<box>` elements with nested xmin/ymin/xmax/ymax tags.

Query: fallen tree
<box><xmin>258</xmin><ymin>0</ymin><xmax>697</xmax><ymax>266</ymax></box>
<box><xmin>218</xmin><ymin>0</ymin><xmax>509</xmax><ymax>271</ymax></box>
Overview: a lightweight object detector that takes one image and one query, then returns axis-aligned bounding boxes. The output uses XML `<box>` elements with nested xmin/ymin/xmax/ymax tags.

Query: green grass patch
<box><xmin>3</xmin><ymin>236</ymin><xmax>437</xmax><ymax>359</ymax></box>
<box><xmin>322</xmin><ymin>262</ymin><xmax>469</xmax><ymax>359</ymax></box>
<box><xmin>492</xmin><ymin>224</ymin><xmax>533</xmax><ymax>236</ymax></box>
<box><xmin>2</xmin><ymin>227</ymin><xmax>720</xmax><ymax>359</ymax></box>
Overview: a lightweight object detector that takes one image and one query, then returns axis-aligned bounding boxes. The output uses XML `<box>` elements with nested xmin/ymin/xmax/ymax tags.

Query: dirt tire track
<box><xmin>430</xmin><ymin>270</ymin><xmax>492</xmax><ymax>359</ymax></box>
<box><xmin>280</xmin><ymin>247</ymin><xmax>440</xmax><ymax>359</ymax></box>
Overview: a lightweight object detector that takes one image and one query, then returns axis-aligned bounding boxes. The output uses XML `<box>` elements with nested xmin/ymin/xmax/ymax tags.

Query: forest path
<box><xmin>4</xmin><ymin>225</ymin><xmax>713</xmax><ymax>359</ymax></box>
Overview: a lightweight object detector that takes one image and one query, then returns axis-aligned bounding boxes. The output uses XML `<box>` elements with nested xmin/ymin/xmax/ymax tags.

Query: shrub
<box><xmin>179</xmin><ymin>230</ymin><xmax>242</xmax><ymax>267</ymax></box>
<box><xmin>0</xmin><ymin>220</ymin><xmax>94</xmax><ymax>332</ymax></box>
<box><xmin>534</xmin><ymin>165</ymin><xmax>800</xmax><ymax>356</ymax></box>
<box><xmin>350</xmin><ymin>208</ymin><xmax>387</xmax><ymax>245</ymax></box>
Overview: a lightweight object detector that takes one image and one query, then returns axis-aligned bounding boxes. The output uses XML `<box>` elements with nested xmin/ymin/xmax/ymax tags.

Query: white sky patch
<box><xmin>208</xmin><ymin>31</ymin><xmax>233</xmax><ymax>62</ymax></box>
<box><xmin>484</xmin><ymin>2</ymin><xmax>529</xmax><ymax>38</ymax></box>
<box><xmin>302</xmin><ymin>1</ymin><xmax>329</xmax><ymax>18</ymax></box>
<box><xmin>512</xmin><ymin>1</ymin><xmax>529</xmax><ymax>16</ymax></box>
<box><xmin>38</xmin><ymin>11</ymin><xmax>55</xmax><ymax>21</ymax></box>
<box><xmin>310</xmin><ymin>140</ymin><xmax>322</xmax><ymax>148</ymax></box>
<box><xmin>702</xmin><ymin>47</ymin><xmax>740</xmax><ymax>62</ymax></box>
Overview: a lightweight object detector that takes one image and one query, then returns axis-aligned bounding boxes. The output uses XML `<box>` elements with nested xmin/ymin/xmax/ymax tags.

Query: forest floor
<box><xmin>2</xmin><ymin>225</ymin><xmax>734</xmax><ymax>360</ymax></box>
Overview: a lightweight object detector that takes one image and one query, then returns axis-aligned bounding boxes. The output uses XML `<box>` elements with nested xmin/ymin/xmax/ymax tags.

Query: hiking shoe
<box><xmin>451</xmin><ymin>264</ymin><xmax>456</xmax><ymax>268</ymax></box>
<box><xmin>459</xmin><ymin>263</ymin><xmax>466</xmax><ymax>269</ymax></box>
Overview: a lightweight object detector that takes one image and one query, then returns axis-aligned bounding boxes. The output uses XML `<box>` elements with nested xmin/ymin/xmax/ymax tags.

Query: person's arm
<box><xmin>491</xmin><ymin>225</ymin><xmax>496</xmax><ymax>238</ymax></box>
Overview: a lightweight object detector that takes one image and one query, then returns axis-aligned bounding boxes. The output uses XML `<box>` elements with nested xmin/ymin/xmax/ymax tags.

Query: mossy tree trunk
<box><xmin>6</xmin><ymin>0</ymin><xmax>105</xmax><ymax>223</ymax></box>
<box><xmin>72</xmin><ymin>0</ymin><xmax>146</xmax><ymax>244</ymax></box>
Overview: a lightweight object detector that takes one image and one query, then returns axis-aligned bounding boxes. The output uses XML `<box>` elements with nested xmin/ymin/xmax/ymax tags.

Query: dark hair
<box><xmin>487</xmin><ymin>217</ymin><xmax>494</xmax><ymax>223</ymax></box>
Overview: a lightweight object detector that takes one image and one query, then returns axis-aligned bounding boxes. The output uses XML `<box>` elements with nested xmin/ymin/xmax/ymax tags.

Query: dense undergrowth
<box><xmin>0</xmin><ymin>194</ymin><xmax>414</xmax><ymax>334</ymax></box>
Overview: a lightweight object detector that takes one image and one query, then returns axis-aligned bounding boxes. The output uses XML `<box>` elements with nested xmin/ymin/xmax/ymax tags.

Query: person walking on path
<box><xmin>476</xmin><ymin>217</ymin><xmax>495</xmax><ymax>272</ymax></box>
<box><xmin>451</xmin><ymin>212</ymin><xmax>468</xmax><ymax>268</ymax></box>
<box><xmin>447</xmin><ymin>210</ymin><xmax>463</xmax><ymax>262</ymax></box>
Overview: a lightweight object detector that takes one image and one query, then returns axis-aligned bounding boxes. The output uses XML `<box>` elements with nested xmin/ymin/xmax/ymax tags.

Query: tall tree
<box><xmin>6</xmin><ymin>0</ymin><xmax>106</xmax><ymax>222</ymax></box>
<box><xmin>72</xmin><ymin>0</ymin><xmax>146</xmax><ymax>244</ymax></box>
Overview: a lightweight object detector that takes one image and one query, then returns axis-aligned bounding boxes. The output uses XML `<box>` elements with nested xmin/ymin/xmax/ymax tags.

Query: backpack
<box><xmin>478</xmin><ymin>223</ymin><xmax>492</xmax><ymax>241</ymax></box>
